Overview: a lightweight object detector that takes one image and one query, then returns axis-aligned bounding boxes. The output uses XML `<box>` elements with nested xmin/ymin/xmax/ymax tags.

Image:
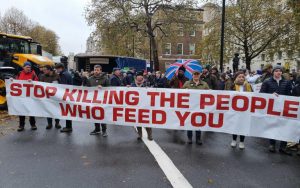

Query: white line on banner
<box><xmin>137</xmin><ymin>127</ymin><xmax>193</xmax><ymax>188</ymax></box>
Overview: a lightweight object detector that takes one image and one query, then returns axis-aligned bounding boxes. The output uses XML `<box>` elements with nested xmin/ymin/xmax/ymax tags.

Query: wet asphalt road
<box><xmin>0</xmin><ymin>117</ymin><xmax>300</xmax><ymax>188</ymax></box>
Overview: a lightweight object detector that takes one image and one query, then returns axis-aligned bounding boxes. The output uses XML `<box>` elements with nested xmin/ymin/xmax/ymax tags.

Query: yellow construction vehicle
<box><xmin>0</xmin><ymin>33</ymin><xmax>54</xmax><ymax>109</ymax></box>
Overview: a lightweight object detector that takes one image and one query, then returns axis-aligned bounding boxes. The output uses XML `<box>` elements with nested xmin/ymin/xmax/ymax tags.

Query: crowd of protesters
<box><xmin>13</xmin><ymin>61</ymin><xmax>300</xmax><ymax>156</ymax></box>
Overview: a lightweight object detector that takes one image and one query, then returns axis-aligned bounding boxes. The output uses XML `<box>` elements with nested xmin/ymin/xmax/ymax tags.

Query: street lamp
<box><xmin>130</xmin><ymin>23</ymin><xmax>137</xmax><ymax>57</ymax></box>
<box><xmin>220</xmin><ymin>0</ymin><xmax>226</xmax><ymax>73</ymax></box>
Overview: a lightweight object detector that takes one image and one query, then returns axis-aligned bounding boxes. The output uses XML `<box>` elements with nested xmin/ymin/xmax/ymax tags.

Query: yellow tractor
<box><xmin>0</xmin><ymin>33</ymin><xmax>54</xmax><ymax>109</ymax></box>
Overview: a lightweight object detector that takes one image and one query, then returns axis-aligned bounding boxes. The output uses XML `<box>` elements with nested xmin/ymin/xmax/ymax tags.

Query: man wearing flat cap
<box><xmin>183</xmin><ymin>69</ymin><xmax>209</xmax><ymax>145</ymax></box>
<box><xmin>110</xmin><ymin>67</ymin><xmax>123</xmax><ymax>86</ymax></box>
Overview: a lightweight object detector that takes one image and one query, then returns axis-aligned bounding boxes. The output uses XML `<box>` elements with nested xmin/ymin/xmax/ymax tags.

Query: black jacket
<box><xmin>259</xmin><ymin>77</ymin><xmax>292</xmax><ymax>96</ymax></box>
<box><xmin>72</xmin><ymin>72</ymin><xmax>82</xmax><ymax>86</ymax></box>
<box><xmin>110</xmin><ymin>74</ymin><xmax>123</xmax><ymax>86</ymax></box>
<box><xmin>292</xmin><ymin>84</ymin><xmax>300</xmax><ymax>97</ymax></box>
<box><xmin>58</xmin><ymin>69</ymin><xmax>73</xmax><ymax>85</ymax></box>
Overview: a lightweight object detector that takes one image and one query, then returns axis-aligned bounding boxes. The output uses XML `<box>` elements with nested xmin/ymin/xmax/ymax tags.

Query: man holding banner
<box><xmin>131</xmin><ymin>71</ymin><xmax>153</xmax><ymax>141</ymax></box>
<box><xmin>182</xmin><ymin>69</ymin><xmax>209</xmax><ymax>145</ymax></box>
<box><xmin>16</xmin><ymin>62</ymin><xmax>38</xmax><ymax>132</ymax></box>
<box><xmin>86</xmin><ymin>65</ymin><xmax>109</xmax><ymax>137</ymax></box>
<box><xmin>260</xmin><ymin>65</ymin><xmax>293</xmax><ymax>155</ymax></box>
<box><xmin>55</xmin><ymin>63</ymin><xmax>74</xmax><ymax>133</ymax></box>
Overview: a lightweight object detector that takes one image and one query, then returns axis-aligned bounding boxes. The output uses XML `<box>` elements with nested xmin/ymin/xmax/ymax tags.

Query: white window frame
<box><xmin>178</xmin><ymin>27</ymin><xmax>184</xmax><ymax>36</ymax></box>
<box><xmin>177</xmin><ymin>43</ymin><xmax>183</xmax><ymax>55</ymax></box>
<box><xmin>190</xmin><ymin>29</ymin><xmax>196</xmax><ymax>37</ymax></box>
<box><xmin>164</xmin><ymin>43</ymin><xmax>171</xmax><ymax>55</ymax></box>
<box><xmin>189</xmin><ymin>43</ymin><xmax>195</xmax><ymax>55</ymax></box>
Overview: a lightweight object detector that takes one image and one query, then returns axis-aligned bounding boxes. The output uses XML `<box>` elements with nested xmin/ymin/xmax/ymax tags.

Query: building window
<box><xmin>261</xmin><ymin>54</ymin><xmax>265</xmax><ymax>61</ymax></box>
<box><xmin>287</xmin><ymin>50</ymin><xmax>293</xmax><ymax>59</ymax></box>
<box><xmin>189</xmin><ymin>29</ymin><xmax>196</xmax><ymax>36</ymax></box>
<box><xmin>269</xmin><ymin>53</ymin><xmax>274</xmax><ymax>61</ymax></box>
<box><xmin>178</xmin><ymin>27</ymin><xmax>184</xmax><ymax>36</ymax></box>
<box><xmin>189</xmin><ymin>43</ymin><xmax>195</xmax><ymax>55</ymax></box>
<box><xmin>278</xmin><ymin>51</ymin><xmax>282</xmax><ymax>60</ymax></box>
<box><xmin>177</xmin><ymin>43</ymin><xmax>183</xmax><ymax>55</ymax></box>
<box><xmin>164</xmin><ymin>43</ymin><xmax>171</xmax><ymax>55</ymax></box>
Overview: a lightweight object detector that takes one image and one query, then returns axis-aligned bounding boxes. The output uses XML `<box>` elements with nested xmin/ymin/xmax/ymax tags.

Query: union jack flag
<box><xmin>165</xmin><ymin>59</ymin><xmax>202</xmax><ymax>80</ymax></box>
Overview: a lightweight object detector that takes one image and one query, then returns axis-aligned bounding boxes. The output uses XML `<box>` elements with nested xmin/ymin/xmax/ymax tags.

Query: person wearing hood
<box><xmin>86</xmin><ymin>65</ymin><xmax>109</xmax><ymax>137</ymax></box>
<box><xmin>260</xmin><ymin>65</ymin><xmax>293</xmax><ymax>155</ymax></box>
<box><xmin>15</xmin><ymin>62</ymin><xmax>38</xmax><ymax>132</ymax></box>
<box><xmin>169</xmin><ymin>66</ymin><xmax>189</xmax><ymax>89</ymax></box>
<box><xmin>227</xmin><ymin>71</ymin><xmax>253</xmax><ymax>149</ymax></box>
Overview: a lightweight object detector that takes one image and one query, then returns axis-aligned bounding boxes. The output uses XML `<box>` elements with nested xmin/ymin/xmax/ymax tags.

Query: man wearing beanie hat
<box><xmin>15</xmin><ymin>61</ymin><xmax>38</xmax><ymax>132</ymax></box>
<box><xmin>169</xmin><ymin>66</ymin><xmax>189</xmax><ymax>89</ymax></box>
<box><xmin>260</xmin><ymin>65</ymin><xmax>293</xmax><ymax>155</ymax></box>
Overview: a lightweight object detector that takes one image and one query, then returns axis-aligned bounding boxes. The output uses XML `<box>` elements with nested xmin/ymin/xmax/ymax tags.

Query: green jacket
<box><xmin>39</xmin><ymin>72</ymin><xmax>59</xmax><ymax>83</ymax></box>
<box><xmin>182</xmin><ymin>80</ymin><xmax>210</xmax><ymax>90</ymax></box>
<box><xmin>86</xmin><ymin>73</ymin><xmax>110</xmax><ymax>87</ymax></box>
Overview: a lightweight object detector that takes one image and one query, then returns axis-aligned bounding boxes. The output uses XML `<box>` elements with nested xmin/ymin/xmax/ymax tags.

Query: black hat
<box><xmin>178</xmin><ymin>66</ymin><xmax>186</xmax><ymax>72</ymax></box>
<box><xmin>55</xmin><ymin>63</ymin><xmax>65</xmax><ymax>69</ymax></box>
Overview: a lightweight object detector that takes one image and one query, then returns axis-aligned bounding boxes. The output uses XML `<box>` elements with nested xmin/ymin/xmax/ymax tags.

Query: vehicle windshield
<box><xmin>0</xmin><ymin>37</ymin><xmax>31</xmax><ymax>55</ymax></box>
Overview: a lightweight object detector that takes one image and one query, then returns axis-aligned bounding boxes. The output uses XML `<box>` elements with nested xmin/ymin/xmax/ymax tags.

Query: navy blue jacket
<box><xmin>259</xmin><ymin>77</ymin><xmax>292</xmax><ymax>96</ymax></box>
<box><xmin>110</xmin><ymin>74</ymin><xmax>123</xmax><ymax>86</ymax></box>
<box><xmin>58</xmin><ymin>69</ymin><xmax>73</xmax><ymax>85</ymax></box>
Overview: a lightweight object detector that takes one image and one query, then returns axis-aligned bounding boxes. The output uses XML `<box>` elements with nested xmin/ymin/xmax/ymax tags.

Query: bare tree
<box><xmin>225</xmin><ymin>0</ymin><xmax>294</xmax><ymax>71</ymax></box>
<box><xmin>86</xmin><ymin>0</ymin><xmax>198</xmax><ymax>70</ymax></box>
<box><xmin>0</xmin><ymin>7</ymin><xmax>31</xmax><ymax>35</ymax></box>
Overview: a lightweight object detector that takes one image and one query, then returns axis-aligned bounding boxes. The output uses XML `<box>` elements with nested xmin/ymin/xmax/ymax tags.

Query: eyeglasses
<box><xmin>193</xmin><ymin>72</ymin><xmax>200</xmax><ymax>75</ymax></box>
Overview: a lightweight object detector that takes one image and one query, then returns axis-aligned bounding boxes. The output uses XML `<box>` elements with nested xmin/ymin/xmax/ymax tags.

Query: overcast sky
<box><xmin>0</xmin><ymin>0</ymin><xmax>93</xmax><ymax>55</ymax></box>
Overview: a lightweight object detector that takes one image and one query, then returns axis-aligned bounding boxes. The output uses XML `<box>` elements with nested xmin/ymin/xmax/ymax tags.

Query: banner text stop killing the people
<box><xmin>5</xmin><ymin>80</ymin><xmax>300</xmax><ymax>142</ymax></box>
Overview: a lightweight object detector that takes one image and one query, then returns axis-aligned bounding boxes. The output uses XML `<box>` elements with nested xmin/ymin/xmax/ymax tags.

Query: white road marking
<box><xmin>137</xmin><ymin>127</ymin><xmax>193</xmax><ymax>188</ymax></box>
